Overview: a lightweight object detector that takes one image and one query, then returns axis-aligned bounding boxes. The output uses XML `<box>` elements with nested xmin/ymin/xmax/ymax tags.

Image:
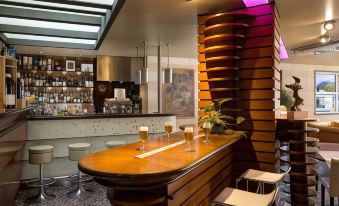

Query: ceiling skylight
<box><xmin>0</xmin><ymin>17</ymin><xmax>100</xmax><ymax>32</ymax></box>
<box><xmin>0</xmin><ymin>0</ymin><xmax>125</xmax><ymax>49</ymax></box>
<box><xmin>4</xmin><ymin>33</ymin><xmax>96</xmax><ymax>44</ymax></box>
<box><xmin>2</xmin><ymin>0</ymin><xmax>107</xmax><ymax>13</ymax></box>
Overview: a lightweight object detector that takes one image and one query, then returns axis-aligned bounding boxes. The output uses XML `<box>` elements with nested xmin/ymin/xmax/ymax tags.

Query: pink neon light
<box><xmin>280</xmin><ymin>37</ymin><xmax>289</xmax><ymax>60</ymax></box>
<box><xmin>242</xmin><ymin>0</ymin><xmax>269</xmax><ymax>7</ymax></box>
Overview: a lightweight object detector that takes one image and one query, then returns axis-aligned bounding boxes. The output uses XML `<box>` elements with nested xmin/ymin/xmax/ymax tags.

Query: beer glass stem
<box><xmin>142</xmin><ymin>141</ymin><xmax>145</xmax><ymax>151</ymax></box>
<box><xmin>187</xmin><ymin>141</ymin><xmax>191</xmax><ymax>151</ymax></box>
<box><xmin>167</xmin><ymin>133</ymin><xmax>170</xmax><ymax>140</ymax></box>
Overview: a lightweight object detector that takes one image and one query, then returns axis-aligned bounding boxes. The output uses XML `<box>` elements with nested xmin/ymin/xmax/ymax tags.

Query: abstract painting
<box><xmin>162</xmin><ymin>69</ymin><xmax>195</xmax><ymax>117</ymax></box>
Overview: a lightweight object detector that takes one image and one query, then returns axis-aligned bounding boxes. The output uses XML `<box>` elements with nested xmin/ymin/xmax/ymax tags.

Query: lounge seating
<box><xmin>308</xmin><ymin>122</ymin><xmax>339</xmax><ymax>143</ymax></box>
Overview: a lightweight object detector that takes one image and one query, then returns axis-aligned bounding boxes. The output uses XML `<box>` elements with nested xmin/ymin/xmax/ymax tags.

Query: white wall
<box><xmin>281</xmin><ymin>62</ymin><xmax>339</xmax><ymax>122</ymax></box>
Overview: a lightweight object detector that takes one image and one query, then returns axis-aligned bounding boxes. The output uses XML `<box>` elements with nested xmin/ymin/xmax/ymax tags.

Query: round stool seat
<box><xmin>69</xmin><ymin>143</ymin><xmax>91</xmax><ymax>151</ymax></box>
<box><xmin>106</xmin><ymin>141</ymin><xmax>125</xmax><ymax>148</ymax></box>
<box><xmin>68</xmin><ymin>143</ymin><xmax>91</xmax><ymax>161</ymax></box>
<box><xmin>29</xmin><ymin>145</ymin><xmax>54</xmax><ymax>165</ymax></box>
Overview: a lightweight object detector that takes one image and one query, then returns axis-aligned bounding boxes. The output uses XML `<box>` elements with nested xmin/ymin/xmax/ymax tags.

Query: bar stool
<box><xmin>212</xmin><ymin>186</ymin><xmax>279</xmax><ymax>206</ymax></box>
<box><xmin>67</xmin><ymin>143</ymin><xmax>92</xmax><ymax>199</ymax></box>
<box><xmin>26</xmin><ymin>145</ymin><xmax>56</xmax><ymax>204</ymax></box>
<box><xmin>106</xmin><ymin>140</ymin><xmax>126</xmax><ymax>148</ymax></box>
<box><xmin>236</xmin><ymin>167</ymin><xmax>291</xmax><ymax>194</ymax></box>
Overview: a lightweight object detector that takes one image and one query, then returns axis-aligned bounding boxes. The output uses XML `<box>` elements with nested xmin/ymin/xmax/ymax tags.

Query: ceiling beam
<box><xmin>8</xmin><ymin>39</ymin><xmax>95</xmax><ymax>50</ymax></box>
<box><xmin>95</xmin><ymin>0</ymin><xmax>125</xmax><ymax>49</ymax></box>
<box><xmin>32</xmin><ymin>0</ymin><xmax>112</xmax><ymax>10</ymax></box>
<box><xmin>0</xmin><ymin>5</ymin><xmax>101</xmax><ymax>26</ymax></box>
<box><xmin>0</xmin><ymin>2</ymin><xmax>106</xmax><ymax>16</ymax></box>
<box><xmin>0</xmin><ymin>25</ymin><xmax>98</xmax><ymax>40</ymax></box>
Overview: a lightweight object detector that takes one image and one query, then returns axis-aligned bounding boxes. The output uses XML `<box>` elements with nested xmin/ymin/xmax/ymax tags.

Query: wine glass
<box><xmin>202</xmin><ymin>122</ymin><xmax>211</xmax><ymax>143</ymax></box>
<box><xmin>184</xmin><ymin>127</ymin><xmax>195</xmax><ymax>152</ymax></box>
<box><xmin>138</xmin><ymin>126</ymin><xmax>148</xmax><ymax>151</ymax></box>
<box><xmin>164</xmin><ymin>122</ymin><xmax>173</xmax><ymax>141</ymax></box>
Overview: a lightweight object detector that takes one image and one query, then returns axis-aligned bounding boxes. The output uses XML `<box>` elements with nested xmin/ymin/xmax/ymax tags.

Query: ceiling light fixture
<box><xmin>320</xmin><ymin>35</ymin><xmax>331</xmax><ymax>43</ymax></box>
<box><xmin>324</xmin><ymin>21</ymin><xmax>335</xmax><ymax>31</ymax></box>
<box><xmin>135</xmin><ymin>46</ymin><xmax>141</xmax><ymax>85</ymax></box>
<box><xmin>163</xmin><ymin>43</ymin><xmax>173</xmax><ymax>84</ymax></box>
<box><xmin>141</xmin><ymin>41</ymin><xmax>149</xmax><ymax>84</ymax></box>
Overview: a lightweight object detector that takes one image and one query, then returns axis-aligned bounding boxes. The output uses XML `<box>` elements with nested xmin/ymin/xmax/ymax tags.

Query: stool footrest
<box><xmin>27</xmin><ymin>177</ymin><xmax>56</xmax><ymax>187</ymax></box>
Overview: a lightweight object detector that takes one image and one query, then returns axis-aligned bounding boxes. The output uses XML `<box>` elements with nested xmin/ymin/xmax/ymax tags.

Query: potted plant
<box><xmin>198</xmin><ymin>98</ymin><xmax>245</xmax><ymax>134</ymax></box>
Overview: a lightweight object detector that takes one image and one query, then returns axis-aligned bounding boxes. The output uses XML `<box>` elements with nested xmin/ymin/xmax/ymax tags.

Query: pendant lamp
<box><xmin>163</xmin><ymin>43</ymin><xmax>173</xmax><ymax>83</ymax></box>
<box><xmin>141</xmin><ymin>41</ymin><xmax>149</xmax><ymax>83</ymax></box>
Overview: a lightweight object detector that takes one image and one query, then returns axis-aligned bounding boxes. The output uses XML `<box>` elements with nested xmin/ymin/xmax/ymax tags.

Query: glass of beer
<box><xmin>138</xmin><ymin>126</ymin><xmax>149</xmax><ymax>151</ymax></box>
<box><xmin>164</xmin><ymin>122</ymin><xmax>173</xmax><ymax>141</ymax></box>
<box><xmin>202</xmin><ymin>122</ymin><xmax>211</xmax><ymax>143</ymax></box>
<box><xmin>184</xmin><ymin>127</ymin><xmax>195</xmax><ymax>152</ymax></box>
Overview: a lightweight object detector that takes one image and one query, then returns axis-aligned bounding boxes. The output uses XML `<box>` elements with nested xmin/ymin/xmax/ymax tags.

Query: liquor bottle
<box><xmin>28</xmin><ymin>73</ymin><xmax>32</xmax><ymax>86</ymax></box>
<box><xmin>47</xmin><ymin>58</ymin><xmax>52</xmax><ymax>71</ymax></box>
<box><xmin>17</xmin><ymin>55</ymin><xmax>22</xmax><ymax>68</ymax></box>
<box><xmin>23</xmin><ymin>56</ymin><xmax>28</xmax><ymax>70</ymax></box>
<box><xmin>32</xmin><ymin>56</ymin><xmax>38</xmax><ymax>70</ymax></box>
<box><xmin>5</xmin><ymin>73</ymin><xmax>15</xmax><ymax>109</ymax></box>
<box><xmin>28</xmin><ymin>56</ymin><xmax>33</xmax><ymax>70</ymax></box>
<box><xmin>39</xmin><ymin>57</ymin><xmax>43</xmax><ymax>70</ymax></box>
<box><xmin>17</xmin><ymin>73</ymin><xmax>23</xmax><ymax>99</ymax></box>
<box><xmin>42</xmin><ymin>58</ymin><xmax>47</xmax><ymax>71</ymax></box>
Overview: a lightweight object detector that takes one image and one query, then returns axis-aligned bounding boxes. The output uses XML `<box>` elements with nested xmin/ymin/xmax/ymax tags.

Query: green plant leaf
<box><xmin>236</xmin><ymin>117</ymin><xmax>245</xmax><ymax>124</ymax></box>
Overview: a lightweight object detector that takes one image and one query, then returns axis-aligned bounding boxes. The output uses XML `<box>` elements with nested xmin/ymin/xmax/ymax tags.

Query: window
<box><xmin>315</xmin><ymin>71</ymin><xmax>339</xmax><ymax>114</ymax></box>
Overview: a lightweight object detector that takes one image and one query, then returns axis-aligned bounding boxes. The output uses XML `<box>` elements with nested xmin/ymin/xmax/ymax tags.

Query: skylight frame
<box><xmin>0</xmin><ymin>0</ymin><xmax>126</xmax><ymax>50</ymax></box>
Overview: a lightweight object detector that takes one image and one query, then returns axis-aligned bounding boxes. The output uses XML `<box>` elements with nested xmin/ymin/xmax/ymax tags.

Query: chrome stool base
<box><xmin>26</xmin><ymin>189</ymin><xmax>56</xmax><ymax>204</ymax></box>
<box><xmin>67</xmin><ymin>170</ymin><xmax>93</xmax><ymax>199</ymax></box>
<box><xmin>26</xmin><ymin>164</ymin><xmax>56</xmax><ymax>204</ymax></box>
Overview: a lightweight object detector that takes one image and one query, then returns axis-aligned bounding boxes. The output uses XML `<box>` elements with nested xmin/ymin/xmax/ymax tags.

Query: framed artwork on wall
<box><xmin>66</xmin><ymin>60</ymin><xmax>76</xmax><ymax>72</ymax></box>
<box><xmin>162</xmin><ymin>68</ymin><xmax>195</xmax><ymax>117</ymax></box>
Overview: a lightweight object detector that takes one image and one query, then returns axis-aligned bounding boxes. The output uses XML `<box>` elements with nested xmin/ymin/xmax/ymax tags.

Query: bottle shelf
<box><xmin>18</xmin><ymin>68</ymin><xmax>93</xmax><ymax>74</ymax></box>
<box><xmin>26</xmin><ymin>86</ymin><xmax>93</xmax><ymax>89</ymax></box>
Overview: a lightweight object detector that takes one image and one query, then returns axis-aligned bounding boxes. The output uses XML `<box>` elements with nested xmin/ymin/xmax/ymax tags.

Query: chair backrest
<box><xmin>329</xmin><ymin>158</ymin><xmax>339</xmax><ymax>196</ymax></box>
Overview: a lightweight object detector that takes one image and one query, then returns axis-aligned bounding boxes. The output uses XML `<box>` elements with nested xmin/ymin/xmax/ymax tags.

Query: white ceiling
<box><xmin>277</xmin><ymin>0</ymin><xmax>339</xmax><ymax>65</ymax></box>
<box><xmin>14</xmin><ymin>0</ymin><xmax>244</xmax><ymax>58</ymax></box>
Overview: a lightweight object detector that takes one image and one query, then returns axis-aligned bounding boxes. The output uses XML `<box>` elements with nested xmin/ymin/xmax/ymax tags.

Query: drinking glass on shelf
<box><xmin>202</xmin><ymin>122</ymin><xmax>211</xmax><ymax>143</ymax></box>
<box><xmin>164</xmin><ymin>122</ymin><xmax>173</xmax><ymax>141</ymax></box>
<box><xmin>138</xmin><ymin>126</ymin><xmax>149</xmax><ymax>151</ymax></box>
<box><xmin>184</xmin><ymin>127</ymin><xmax>195</xmax><ymax>152</ymax></box>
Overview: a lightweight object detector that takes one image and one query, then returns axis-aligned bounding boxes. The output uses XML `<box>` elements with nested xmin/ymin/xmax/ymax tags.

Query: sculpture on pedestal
<box><xmin>285</xmin><ymin>76</ymin><xmax>304</xmax><ymax>111</ymax></box>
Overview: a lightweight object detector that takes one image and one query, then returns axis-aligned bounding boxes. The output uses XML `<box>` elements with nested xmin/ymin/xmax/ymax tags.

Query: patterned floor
<box><xmin>15</xmin><ymin>179</ymin><xmax>333</xmax><ymax>206</ymax></box>
<box><xmin>15</xmin><ymin>178</ymin><xmax>110</xmax><ymax>206</ymax></box>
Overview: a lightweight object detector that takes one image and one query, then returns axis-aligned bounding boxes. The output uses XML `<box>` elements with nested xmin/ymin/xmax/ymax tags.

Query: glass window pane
<box><xmin>4</xmin><ymin>33</ymin><xmax>96</xmax><ymax>44</ymax></box>
<box><xmin>0</xmin><ymin>4</ymin><xmax>101</xmax><ymax>17</ymax></box>
<box><xmin>0</xmin><ymin>17</ymin><xmax>99</xmax><ymax>32</ymax></box>
<box><xmin>2</xmin><ymin>0</ymin><xmax>107</xmax><ymax>13</ymax></box>
<box><xmin>315</xmin><ymin>73</ymin><xmax>336</xmax><ymax>92</ymax></box>
<box><xmin>316</xmin><ymin>94</ymin><xmax>336</xmax><ymax>113</ymax></box>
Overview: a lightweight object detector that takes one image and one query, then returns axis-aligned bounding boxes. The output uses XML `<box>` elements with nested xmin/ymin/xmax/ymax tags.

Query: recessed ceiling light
<box><xmin>320</xmin><ymin>35</ymin><xmax>331</xmax><ymax>43</ymax></box>
<box><xmin>39</xmin><ymin>51</ymin><xmax>43</xmax><ymax>54</ymax></box>
<box><xmin>324</xmin><ymin>21</ymin><xmax>335</xmax><ymax>31</ymax></box>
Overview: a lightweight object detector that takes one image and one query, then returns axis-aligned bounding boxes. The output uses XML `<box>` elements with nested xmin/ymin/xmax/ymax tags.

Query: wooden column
<box><xmin>277</xmin><ymin>118</ymin><xmax>319</xmax><ymax>206</ymax></box>
<box><xmin>198</xmin><ymin>3</ymin><xmax>280</xmax><ymax>174</ymax></box>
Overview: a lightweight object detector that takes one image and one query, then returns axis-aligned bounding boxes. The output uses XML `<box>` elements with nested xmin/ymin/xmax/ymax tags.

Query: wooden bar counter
<box><xmin>79</xmin><ymin>131</ymin><xmax>243</xmax><ymax>206</ymax></box>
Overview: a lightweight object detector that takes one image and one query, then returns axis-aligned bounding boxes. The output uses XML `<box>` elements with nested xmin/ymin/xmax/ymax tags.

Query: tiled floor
<box><xmin>15</xmin><ymin>179</ymin><xmax>110</xmax><ymax>206</ymax></box>
<box><xmin>15</xmin><ymin>179</ymin><xmax>333</xmax><ymax>206</ymax></box>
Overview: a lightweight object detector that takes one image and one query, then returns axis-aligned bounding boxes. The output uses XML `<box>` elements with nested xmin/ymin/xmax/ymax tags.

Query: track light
<box><xmin>324</xmin><ymin>21</ymin><xmax>335</xmax><ymax>31</ymax></box>
<box><xmin>320</xmin><ymin>35</ymin><xmax>330</xmax><ymax>44</ymax></box>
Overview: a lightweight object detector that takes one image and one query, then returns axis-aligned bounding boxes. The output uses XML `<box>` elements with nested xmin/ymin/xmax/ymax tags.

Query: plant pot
<box><xmin>211</xmin><ymin>124</ymin><xmax>224</xmax><ymax>134</ymax></box>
